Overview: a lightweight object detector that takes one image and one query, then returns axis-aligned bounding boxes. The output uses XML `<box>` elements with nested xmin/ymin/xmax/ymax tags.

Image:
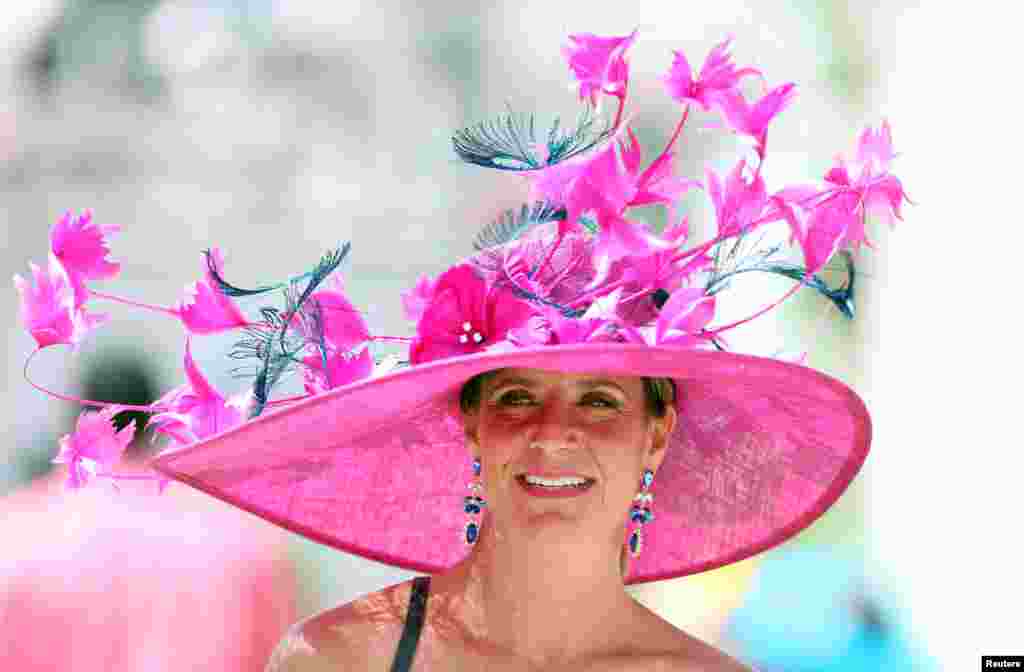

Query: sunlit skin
<box><xmin>274</xmin><ymin>369</ymin><xmax>753</xmax><ymax>671</ymax></box>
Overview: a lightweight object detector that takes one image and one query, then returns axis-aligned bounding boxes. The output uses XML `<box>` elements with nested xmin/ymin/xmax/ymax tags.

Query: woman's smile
<box><xmin>516</xmin><ymin>473</ymin><xmax>596</xmax><ymax>497</ymax></box>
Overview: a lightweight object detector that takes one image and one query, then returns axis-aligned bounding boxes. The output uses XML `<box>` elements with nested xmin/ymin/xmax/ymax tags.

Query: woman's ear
<box><xmin>463</xmin><ymin>410</ymin><xmax>480</xmax><ymax>451</ymax></box>
<box><xmin>647</xmin><ymin>405</ymin><xmax>676</xmax><ymax>472</ymax></box>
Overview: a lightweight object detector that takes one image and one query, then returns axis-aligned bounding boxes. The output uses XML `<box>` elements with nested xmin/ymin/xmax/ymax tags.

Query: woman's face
<box><xmin>462</xmin><ymin>368</ymin><xmax>675</xmax><ymax>542</ymax></box>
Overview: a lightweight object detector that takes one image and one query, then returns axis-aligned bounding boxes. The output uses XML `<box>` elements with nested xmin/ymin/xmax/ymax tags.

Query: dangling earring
<box><xmin>628</xmin><ymin>469</ymin><xmax>655</xmax><ymax>557</ymax></box>
<box><xmin>463</xmin><ymin>457</ymin><xmax>485</xmax><ymax>545</ymax></box>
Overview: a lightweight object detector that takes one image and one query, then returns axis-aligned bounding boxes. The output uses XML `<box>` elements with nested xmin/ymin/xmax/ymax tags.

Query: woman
<box><xmin>14</xmin><ymin>28</ymin><xmax>904</xmax><ymax>672</ymax></box>
<box><xmin>267</xmin><ymin>368</ymin><xmax>758</xmax><ymax>670</ymax></box>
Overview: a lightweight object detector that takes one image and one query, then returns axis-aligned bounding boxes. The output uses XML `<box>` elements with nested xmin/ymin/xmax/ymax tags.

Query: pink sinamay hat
<box><xmin>16</xmin><ymin>32</ymin><xmax>907</xmax><ymax>584</ymax></box>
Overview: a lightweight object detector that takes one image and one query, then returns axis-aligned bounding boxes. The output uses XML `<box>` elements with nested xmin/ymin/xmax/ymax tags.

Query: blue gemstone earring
<box><xmin>463</xmin><ymin>457</ymin><xmax>486</xmax><ymax>545</ymax></box>
<box><xmin>628</xmin><ymin>469</ymin><xmax>655</xmax><ymax>557</ymax></box>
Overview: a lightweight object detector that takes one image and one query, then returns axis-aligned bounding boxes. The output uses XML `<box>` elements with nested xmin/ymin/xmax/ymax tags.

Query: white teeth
<box><xmin>524</xmin><ymin>475</ymin><xmax>587</xmax><ymax>487</ymax></box>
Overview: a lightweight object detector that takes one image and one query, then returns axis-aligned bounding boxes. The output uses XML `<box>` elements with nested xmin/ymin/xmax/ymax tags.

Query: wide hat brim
<box><xmin>151</xmin><ymin>343</ymin><xmax>870</xmax><ymax>584</ymax></box>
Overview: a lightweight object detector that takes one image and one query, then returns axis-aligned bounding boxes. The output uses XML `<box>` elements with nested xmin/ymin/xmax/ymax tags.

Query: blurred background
<box><xmin>2</xmin><ymin>1</ymin><xmax>1017</xmax><ymax>669</ymax></box>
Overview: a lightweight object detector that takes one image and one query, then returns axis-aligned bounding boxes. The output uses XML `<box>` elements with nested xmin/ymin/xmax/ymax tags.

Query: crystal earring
<box><xmin>463</xmin><ymin>457</ymin><xmax>485</xmax><ymax>545</ymax></box>
<box><xmin>628</xmin><ymin>469</ymin><xmax>655</xmax><ymax>557</ymax></box>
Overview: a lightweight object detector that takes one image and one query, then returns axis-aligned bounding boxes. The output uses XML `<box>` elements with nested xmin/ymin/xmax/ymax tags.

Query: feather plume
<box><xmin>472</xmin><ymin>201</ymin><xmax>566</xmax><ymax>251</ymax></box>
<box><xmin>453</xmin><ymin>107</ymin><xmax>612</xmax><ymax>171</ymax></box>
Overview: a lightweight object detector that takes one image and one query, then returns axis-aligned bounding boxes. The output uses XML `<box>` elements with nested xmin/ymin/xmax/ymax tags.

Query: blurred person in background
<box><xmin>724</xmin><ymin>549</ymin><xmax>938</xmax><ymax>672</ymax></box>
<box><xmin>0</xmin><ymin>351</ymin><xmax>297</xmax><ymax>671</ymax></box>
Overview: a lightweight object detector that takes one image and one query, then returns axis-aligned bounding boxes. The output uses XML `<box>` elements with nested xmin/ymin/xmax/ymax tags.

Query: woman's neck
<box><xmin>433</xmin><ymin>518</ymin><xmax>644</xmax><ymax>665</ymax></box>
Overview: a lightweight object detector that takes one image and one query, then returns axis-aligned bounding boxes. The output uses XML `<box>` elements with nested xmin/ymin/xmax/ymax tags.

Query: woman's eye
<box><xmin>582</xmin><ymin>394</ymin><xmax>618</xmax><ymax>409</ymax></box>
<box><xmin>497</xmin><ymin>390</ymin><xmax>534</xmax><ymax>406</ymax></box>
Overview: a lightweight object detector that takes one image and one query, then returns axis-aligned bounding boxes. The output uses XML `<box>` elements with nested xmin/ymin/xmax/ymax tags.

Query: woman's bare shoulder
<box><xmin>265</xmin><ymin>580</ymin><xmax>415</xmax><ymax>672</ymax></box>
<box><xmin>625</xmin><ymin>607</ymin><xmax>753</xmax><ymax>672</ymax></box>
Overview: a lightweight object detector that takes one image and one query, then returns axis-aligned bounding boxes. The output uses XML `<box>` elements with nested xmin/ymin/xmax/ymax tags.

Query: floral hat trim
<box><xmin>15</xmin><ymin>32</ymin><xmax>909</xmax><ymax>492</ymax></box>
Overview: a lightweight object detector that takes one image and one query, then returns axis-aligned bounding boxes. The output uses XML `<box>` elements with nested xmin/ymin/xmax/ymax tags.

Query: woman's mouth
<box><xmin>516</xmin><ymin>474</ymin><xmax>595</xmax><ymax>498</ymax></box>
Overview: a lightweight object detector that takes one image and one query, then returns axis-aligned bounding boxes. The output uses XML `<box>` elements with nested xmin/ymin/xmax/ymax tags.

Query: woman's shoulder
<box><xmin>265</xmin><ymin>579</ymin><xmax>415</xmax><ymax>672</ymax></box>
<box><xmin>619</xmin><ymin>606</ymin><xmax>753</xmax><ymax>672</ymax></box>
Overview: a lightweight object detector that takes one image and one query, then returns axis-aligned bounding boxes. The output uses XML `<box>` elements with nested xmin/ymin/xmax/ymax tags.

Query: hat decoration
<box><xmin>16</xmin><ymin>29</ymin><xmax>909</xmax><ymax>519</ymax></box>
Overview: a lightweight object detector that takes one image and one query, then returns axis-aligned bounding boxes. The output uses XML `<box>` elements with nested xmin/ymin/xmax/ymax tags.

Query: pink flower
<box><xmin>409</xmin><ymin>264</ymin><xmax>537</xmax><ymax>365</ymax></box>
<box><xmin>49</xmin><ymin>210</ymin><xmax>120</xmax><ymax>308</ymax></box>
<box><xmin>768</xmin><ymin>184</ymin><xmax>820</xmax><ymax>246</ymax></box>
<box><xmin>529</xmin><ymin>135</ymin><xmax>630</xmax><ymax>230</ymax></box>
<box><xmin>620</xmin><ymin>129</ymin><xmax>701</xmax><ymax>207</ymax></box>
<box><xmin>302</xmin><ymin>346</ymin><xmax>373</xmax><ymax>395</ymax></box>
<box><xmin>856</xmin><ymin>119</ymin><xmax>898</xmax><ymax>175</ymax></box>
<box><xmin>654</xmin><ymin>287</ymin><xmax>716</xmax><ymax>347</ymax></box>
<box><xmin>662</xmin><ymin>37</ymin><xmax>761</xmax><ymax>111</ymax></box>
<box><xmin>14</xmin><ymin>254</ymin><xmax>108</xmax><ymax>349</ymax></box>
<box><xmin>530</xmin><ymin>131</ymin><xmax>683</xmax><ymax>266</ymax></box>
<box><xmin>175</xmin><ymin>248</ymin><xmax>249</xmax><ymax>335</ymax></box>
<box><xmin>599</xmin><ymin>218</ymin><xmax>713</xmax><ymax>326</ymax></box>
<box><xmin>297</xmin><ymin>279</ymin><xmax>374</xmax><ymax>394</ymax></box>
<box><xmin>715</xmin><ymin>82</ymin><xmax>797</xmax><ymax>156</ymax></box>
<box><xmin>298</xmin><ymin>277</ymin><xmax>371</xmax><ymax>349</ymax></box>
<box><xmin>825</xmin><ymin>120</ymin><xmax>908</xmax><ymax>236</ymax></box>
<box><xmin>53</xmin><ymin>406</ymin><xmax>136</xmax><ymax>490</ymax></box>
<box><xmin>149</xmin><ymin>339</ymin><xmax>247</xmax><ymax>447</ymax></box>
<box><xmin>562</xmin><ymin>30</ymin><xmax>638</xmax><ymax>105</ymax></box>
<box><xmin>511</xmin><ymin>290</ymin><xmax>639</xmax><ymax>347</ymax></box>
<box><xmin>401</xmin><ymin>274</ymin><xmax>438</xmax><ymax>322</ymax></box>
<box><xmin>706</xmin><ymin>159</ymin><xmax>769</xmax><ymax>238</ymax></box>
<box><xmin>534</xmin><ymin>129</ymin><xmax>695</xmax><ymax>222</ymax></box>
<box><xmin>797</xmin><ymin>121</ymin><xmax>909</xmax><ymax>271</ymax></box>
<box><xmin>802</xmin><ymin>191</ymin><xmax>861</xmax><ymax>274</ymax></box>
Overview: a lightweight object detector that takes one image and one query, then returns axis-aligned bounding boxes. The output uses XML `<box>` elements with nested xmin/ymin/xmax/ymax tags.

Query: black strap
<box><xmin>389</xmin><ymin>576</ymin><xmax>431</xmax><ymax>672</ymax></box>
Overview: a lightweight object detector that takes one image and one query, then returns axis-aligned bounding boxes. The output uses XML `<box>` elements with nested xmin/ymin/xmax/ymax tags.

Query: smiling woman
<box><xmin>463</xmin><ymin>370</ymin><xmax>676</xmax><ymax>569</ymax></box>
<box><xmin>271</xmin><ymin>366</ymin><xmax>762</xmax><ymax>671</ymax></box>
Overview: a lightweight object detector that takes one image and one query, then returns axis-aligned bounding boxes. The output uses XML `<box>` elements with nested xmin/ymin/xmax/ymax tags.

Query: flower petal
<box><xmin>656</xmin><ymin>288</ymin><xmax>715</xmax><ymax>344</ymax></box>
<box><xmin>176</xmin><ymin>248</ymin><xmax>248</xmax><ymax>335</ymax></box>
<box><xmin>49</xmin><ymin>210</ymin><xmax>121</xmax><ymax>305</ymax></box>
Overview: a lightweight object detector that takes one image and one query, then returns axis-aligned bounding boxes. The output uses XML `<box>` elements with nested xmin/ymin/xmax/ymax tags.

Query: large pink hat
<box><xmin>153</xmin><ymin>343</ymin><xmax>870</xmax><ymax>584</ymax></box>
<box><xmin>16</xmin><ymin>31</ymin><xmax>907</xmax><ymax>584</ymax></box>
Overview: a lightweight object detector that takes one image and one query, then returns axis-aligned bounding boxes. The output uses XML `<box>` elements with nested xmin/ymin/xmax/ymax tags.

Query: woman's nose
<box><xmin>527</xmin><ymin>396</ymin><xmax>581</xmax><ymax>446</ymax></box>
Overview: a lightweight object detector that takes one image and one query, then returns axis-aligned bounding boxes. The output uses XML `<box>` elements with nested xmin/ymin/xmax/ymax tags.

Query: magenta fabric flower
<box><xmin>14</xmin><ymin>254</ymin><xmax>108</xmax><ymax>349</ymax></box>
<box><xmin>662</xmin><ymin>37</ymin><xmax>761</xmax><ymax>111</ymax></box>
<box><xmin>715</xmin><ymin>82</ymin><xmax>797</xmax><ymax>155</ymax></box>
<box><xmin>562</xmin><ymin>30</ymin><xmax>637</xmax><ymax>105</ymax></box>
<box><xmin>401</xmin><ymin>274</ymin><xmax>438</xmax><ymax>322</ymax></box>
<box><xmin>409</xmin><ymin>264</ymin><xmax>537</xmax><ymax>365</ymax></box>
<box><xmin>706</xmin><ymin>159</ymin><xmax>769</xmax><ymax>238</ymax></box>
<box><xmin>175</xmin><ymin>248</ymin><xmax>249</xmax><ymax>335</ymax></box>
<box><xmin>49</xmin><ymin>210</ymin><xmax>120</xmax><ymax>308</ymax></box>
<box><xmin>149</xmin><ymin>339</ymin><xmax>246</xmax><ymax>447</ymax></box>
<box><xmin>53</xmin><ymin>405</ymin><xmax>136</xmax><ymax>490</ymax></box>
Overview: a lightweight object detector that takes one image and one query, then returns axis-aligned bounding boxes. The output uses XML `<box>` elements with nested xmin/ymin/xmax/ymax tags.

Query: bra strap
<box><xmin>389</xmin><ymin>576</ymin><xmax>431</xmax><ymax>672</ymax></box>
